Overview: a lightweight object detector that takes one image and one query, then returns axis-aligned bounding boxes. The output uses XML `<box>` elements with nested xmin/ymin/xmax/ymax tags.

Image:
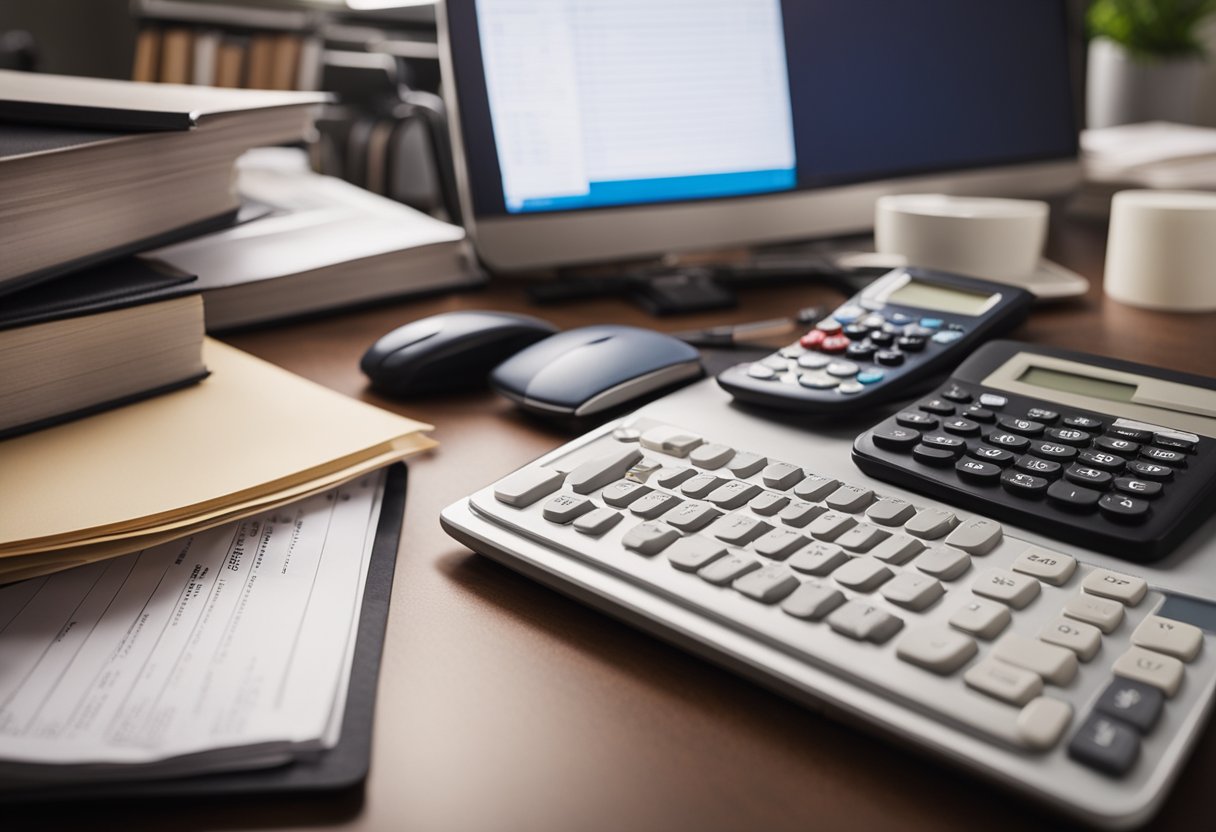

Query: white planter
<box><xmin>1087</xmin><ymin>37</ymin><xmax>1205</xmax><ymax>128</ymax></box>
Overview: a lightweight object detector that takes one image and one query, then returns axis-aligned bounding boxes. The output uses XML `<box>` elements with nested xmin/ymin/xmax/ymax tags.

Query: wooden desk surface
<box><xmin>19</xmin><ymin>221</ymin><xmax>1216</xmax><ymax>831</ymax></box>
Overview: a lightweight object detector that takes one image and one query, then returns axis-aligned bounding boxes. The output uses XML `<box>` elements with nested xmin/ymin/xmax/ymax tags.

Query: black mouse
<box><xmin>491</xmin><ymin>325</ymin><xmax>702</xmax><ymax>419</ymax></box>
<box><xmin>361</xmin><ymin>310</ymin><xmax>557</xmax><ymax>397</ymax></box>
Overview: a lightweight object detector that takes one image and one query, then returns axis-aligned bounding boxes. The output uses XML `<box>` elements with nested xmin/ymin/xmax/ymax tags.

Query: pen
<box><xmin>672</xmin><ymin>306</ymin><xmax>825</xmax><ymax>348</ymax></box>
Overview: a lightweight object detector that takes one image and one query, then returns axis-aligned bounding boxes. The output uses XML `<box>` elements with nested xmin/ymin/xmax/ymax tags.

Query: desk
<box><xmin>16</xmin><ymin>220</ymin><xmax>1216</xmax><ymax>831</ymax></box>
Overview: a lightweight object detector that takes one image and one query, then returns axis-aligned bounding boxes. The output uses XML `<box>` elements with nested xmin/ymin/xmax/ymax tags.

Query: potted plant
<box><xmin>1087</xmin><ymin>0</ymin><xmax>1216</xmax><ymax>127</ymax></box>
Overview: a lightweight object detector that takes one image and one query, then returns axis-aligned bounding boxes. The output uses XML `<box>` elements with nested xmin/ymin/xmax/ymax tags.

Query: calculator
<box><xmin>853</xmin><ymin>341</ymin><xmax>1216</xmax><ymax>562</ymax></box>
<box><xmin>716</xmin><ymin>268</ymin><xmax>1034</xmax><ymax>413</ymax></box>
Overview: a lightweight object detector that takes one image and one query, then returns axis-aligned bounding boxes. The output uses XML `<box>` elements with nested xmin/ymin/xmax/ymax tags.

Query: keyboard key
<box><xmin>1045</xmin><ymin>480</ymin><xmax>1101</xmax><ymax>511</ymax></box>
<box><xmin>962</xmin><ymin>405</ymin><xmax>995</xmax><ymax>423</ymax></box>
<box><xmin>793</xmin><ymin>475</ymin><xmax>839</xmax><ymax>501</ymax></box>
<box><xmin>1069</xmin><ymin>714</ymin><xmax>1139</xmax><ymax>776</ymax></box>
<box><xmin>942</xmin><ymin>417</ymin><xmax>981</xmax><ymax>437</ymax></box>
<box><xmin>965</xmin><ymin>657</ymin><xmax>1042</xmax><ymax>706</ymax></box>
<box><xmin>1108</xmin><ymin>424</ymin><xmax>1154</xmax><ymax>443</ymax></box>
<box><xmin>761</xmin><ymin>461</ymin><xmax>804</xmax><ymax>490</ymax></box>
<box><xmin>543</xmin><ymin>493</ymin><xmax>596</xmax><ymax>524</ymax></box>
<box><xmin>749</xmin><ymin>491</ymin><xmax>790</xmax><ymax>516</ymax></box>
<box><xmin>865</xmin><ymin>498</ymin><xmax>916</xmax><ymax>527</ymax></box>
<box><xmin>1011</xmin><ymin>547</ymin><xmax>1076</xmax><ymax>585</ymax></box>
<box><xmin>1094</xmin><ymin>678</ymin><xmax>1164</xmax><ymax>732</ymax></box>
<box><xmin>601</xmin><ymin>480</ymin><xmax>652</xmax><ymax>507</ymax></box>
<box><xmin>1063</xmin><ymin>593</ymin><xmax>1124</xmax><ymax>633</ymax></box>
<box><xmin>1062</xmin><ymin>414</ymin><xmax>1103</xmax><ymax>430</ymax></box>
<box><xmin>955</xmin><ymin>457</ymin><xmax>1002</xmax><ymax>484</ymax></box>
<box><xmin>915</xmin><ymin>546</ymin><xmax>972</xmax><ymax>581</ymax></box>
<box><xmin>973</xmin><ymin>568</ymin><xmax>1040</xmax><ymax>609</ymax></box>
<box><xmin>494</xmin><ymin>467</ymin><xmax>566</xmax><ymax>507</ymax></box>
<box><xmin>969</xmin><ymin>445</ymin><xmax>1016</xmax><ymax>466</ymax></box>
<box><xmin>895</xmin><ymin>410</ymin><xmax>937</xmax><ymax>428</ymax></box>
<box><xmin>788</xmin><ymin>542</ymin><xmax>849</xmax><ymax>576</ymax></box>
<box><xmin>993</xmin><ymin>633</ymin><xmax>1077</xmax><ymax>685</ymax></box>
<box><xmin>1113</xmin><ymin>647</ymin><xmax>1184</xmax><ymax>698</ymax></box>
<box><xmin>639</xmin><ymin>426</ymin><xmax>703</xmax><ymax>457</ymax></box>
<box><xmin>1133</xmin><ymin>616</ymin><xmax>1203</xmax><ymax>662</ymax></box>
<box><xmin>734</xmin><ymin>565</ymin><xmax>801</xmax><ymax>603</ymax></box>
<box><xmin>664</xmin><ymin>500</ymin><xmax>722</xmax><ymax>532</ymax></box>
<box><xmin>881</xmin><ymin>572</ymin><xmax>944</xmax><ymax>611</ymax></box>
<box><xmin>567</xmin><ymin>447</ymin><xmax>645</xmax><ymax>494</ymax></box>
<box><xmin>622</xmin><ymin>521</ymin><xmax>680</xmax><ymax>555</ymax></box>
<box><xmin>978</xmin><ymin>393</ymin><xmax>1007</xmax><ymax>408</ymax></box>
<box><xmin>1026</xmin><ymin>408</ymin><xmax>1059</xmax><ymax>423</ymax></box>
<box><xmin>689</xmin><ymin>442</ymin><xmax>735</xmax><ymax>468</ymax></box>
<box><xmin>904</xmin><ymin>507</ymin><xmax>959</xmax><ymax>539</ymax></box>
<box><xmin>1028</xmin><ymin>441</ymin><xmax>1076</xmax><ymax>462</ymax></box>
<box><xmin>1000</xmin><ymin>469</ymin><xmax>1049</xmax><ymax>498</ymax></box>
<box><xmin>1126</xmin><ymin>461</ymin><xmax>1173</xmax><ymax>481</ymax></box>
<box><xmin>940</xmin><ymin>383</ymin><xmax>972</xmax><ymax>402</ymax></box>
<box><xmin>919</xmin><ymin>398</ymin><xmax>955</xmax><ymax>415</ymax></box>
<box><xmin>781</xmin><ymin>580</ymin><xmax>846</xmax><ymax>620</ymax></box>
<box><xmin>868</xmin><ymin>534</ymin><xmax>925</xmax><ymax>565</ymax></box>
<box><xmin>680</xmin><ymin>474</ymin><xmax>724</xmax><ymax>498</ymax></box>
<box><xmin>943</xmin><ymin>517</ymin><xmax>1003</xmax><ymax>555</ymax></box>
<box><xmin>834</xmin><ymin>523</ymin><xmax>890</xmax><ymax>553</ymax></box>
<box><xmin>1016</xmin><ymin>697</ymin><xmax>1072</xmax><ymax>751</ymax></box>
<box><xmin>778</xmin><ymin>501</ymin><xmax>827</xmax><ymax>528</ymax></box>
<box><xmin>1153</xmin><ymin>434</ymin><xmax>1197</xmax><ymax>453</ymax></box>
<box><xmin>1014</xmin><ymin>456</ymin><xmax>1062</xmax><ymax>479</ymax></box>
<box><xmin>807</xmin><ymin>510</ymin><xmax>857</xmax><ymax>541</ymax></box>
<box><xmin>986</xmin><ymin>431</ymin><xmax>1030</xmax><ymax>452</ymax></box>
<box><xmin>706</xmin><ymin>480</ymin><xmax>762</xmax><ymax>509</ymax></box>
<box><xmin>1078</xmin><ymin>450</ymin><xmax>1125</xmax><ymax>472</ymax></box>
<box><xmin>920</xmin><ymin>434</ymin><xmax>967</xmax><ymax>456</ymax></box>
<box><xmin>1046</xmin><ymin>427</ymin><xmax>1091</xmax><ymax>447</ymax></box>
<box><xmin>1064</xmin><ymin>464</ymin><xmax>1113</xmax><ymax>489</ymax></box>
<box><xmin>833</xmin><ymin>557</ymin><xmax>893</xmax><ymax>592</ymax></box>
<box><xmin>1113</xmin><ymin>477</ymin><xmax>1162</xmax><ymax>499</ymax></box>
<box><xmin>656</xmin><ymin>467</ymin><xmax>697</xmax><ymax>488</ymax></box>
<box><xmin>710</xmin><ymin>513</ymin><xmax>772</xmax><ymax>546</ymax></box>
<box><xmin>629</xmin><ymin>491</ymin><xmax>682</xmax><ymax>519</ymax></box>
<box><xmin>666</xmin><ymin>536</ymin><xmax>728</xmax><ymax>572</ymax></box>
<box><xmin>1082</xmin><ymin>569</ymin><xmax>1147</xmax><ymax>606</ymax></box>
<box><xmin>573</xmin><ymin>507</ymin><xmax>623</xmax><ymax>536</ymax></box>
<box><xmin>1039</xmin><ymin>616</ymin><xmax>1101</xmax><ymax>661</ymax></box>
<box><xmin>828</xmin><ymin>600</ymin><xmax>903</xmax><ymax>643</ymax></box>
<box><xmin>753</xmin><ymin>528</ymin><xmax>810</xmax><ymax>560</ymax></box>
<box><xmin>912</xmin><ymin>445</ymin><xmax>956</xmax><ymax>466</ymax></box>
<box><xmin>897</xmin><ymin>626</ymin><xmax>977</xmax><ymax>674</ymax></box>
<box><xmin>1094</xmin><ymin>436</ymin><xmax>1140</xmax><ymax>456</ymax></box>
<box><xmin>950</xmin><ymin>599</ymin><xmax>1011</xmax><ymax>639</ymax></box>
<box><xmin>698</xmin><ymin>553</ymin><xmax>761</xmax><ymax>585</ymax></box>
<box><xmin>727</xmin><ymin>451</ymin><xmax>767</xmax><ymax>478</ymax></box>
<box><xmin>998</xmin><ymin>417</ymin><xmax>1045</xmax><ymax>437</ymax></box>
<box><xmin>825</xmin><ymin>485</ymin><xmax>875</xmax><ymax>513</ymax></box>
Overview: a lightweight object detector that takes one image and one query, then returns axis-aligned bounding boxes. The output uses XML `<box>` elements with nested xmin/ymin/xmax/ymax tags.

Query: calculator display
<box><xmin>884</xmin><ymin>280</ymin><xmax>998</xmax><ymax>316</ymax></box>
<box><xmin>1018</xmin><ymin>366</ymin><xmax>1138</xmax><ymax>404</ymax></box>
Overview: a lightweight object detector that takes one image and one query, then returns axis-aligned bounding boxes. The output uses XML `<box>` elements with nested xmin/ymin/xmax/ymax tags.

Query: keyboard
<box><xmin>442</xmin><ymin>412</ymin><xmax>1216</xmax><ymax>829</ymax></box>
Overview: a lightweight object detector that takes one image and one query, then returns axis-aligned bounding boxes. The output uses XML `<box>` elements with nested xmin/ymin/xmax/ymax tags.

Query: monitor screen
<box><xmin>446</xmin><ymin>0</ymin><xmax>1077</xmax><ymax>218</ymax></box>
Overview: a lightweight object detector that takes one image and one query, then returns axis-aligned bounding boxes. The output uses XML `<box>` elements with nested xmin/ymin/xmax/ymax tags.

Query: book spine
<box><xmin>214</xmin><ymin>35</ymin><xmax>248</xmax><ymax>88</ymax></box>
<box><xmin>132</xmin><ymin>26</ymin><xmax>161</xmax><ymax>82</ymax></box>
<box><xmin>245</xmin><ymin>33</ymin><xmax>276</xmax><ymax>89</ymax></box>
<box><xmin>269</xmin><ymin>33</ymin><xmax>302</xmax><ymax>91</ymax></box>
<box><xmin>159</xmin><ymin>27</ymin><xmax>194</xmax><ymax>84</ymax></box>
<box><xmin>191</xmin><ymin>29</ymin><xmax>221</xmax><ymax>86</ymax></box>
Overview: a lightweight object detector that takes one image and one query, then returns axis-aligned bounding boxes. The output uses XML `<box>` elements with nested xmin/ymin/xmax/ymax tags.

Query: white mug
<box><xmin>874</xmin><ymin>194</ymin><xmax>1049</xmax><ymax>284</ymax></box>
<box><xmin>1104</xmin><ymin>190</ymin><xmax>1216</xmax><ymax>312</ymax></box>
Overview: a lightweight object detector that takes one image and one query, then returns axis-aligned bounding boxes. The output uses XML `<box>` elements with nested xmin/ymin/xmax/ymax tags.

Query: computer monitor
<box><xmin>439</xmin><ymin>0</ymin><xmax>1080</xmax><ymax>272</ymax></box>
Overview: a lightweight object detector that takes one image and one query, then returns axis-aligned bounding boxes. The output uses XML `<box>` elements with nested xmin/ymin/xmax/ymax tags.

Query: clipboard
<box><xmin>3</xmin><ymin>462</ymin><xmax>408</xmax><ymax>804</ymax></box>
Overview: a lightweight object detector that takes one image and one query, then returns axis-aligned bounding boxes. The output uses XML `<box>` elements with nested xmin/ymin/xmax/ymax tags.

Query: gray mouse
<box><xmin>360</xmin><ymin>310</ymin><xmax>557</xmax><ymax>397</ymax></box>
<box><xmin>490</xmin><ymin>325</ymin><xmax>703</xmax><ymax>419</ymax></box>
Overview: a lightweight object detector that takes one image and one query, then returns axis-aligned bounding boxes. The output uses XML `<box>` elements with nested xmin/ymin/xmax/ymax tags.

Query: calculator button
<box><xmin>904</xmin><ymin>507</ymin><xmax>959</xmax><ymax>539</ymax></box>
<box><xmin>690</xmin><ymin>443</ymin><xmax>735</xmax><ymax>469</ymax></box>
<box><xmin>1094</xmin><ymin>678</ymin><xmax>1164</xmax><ymax>732</ymax></box>
<box><xmin>969</xmin><ymin>445</ymin><xmax>1016</xmax><ymax>466</ymax></box>
<box><xmin>760</xmin><ymin>355</ymin><xmax>789</xmax><ymax>371</ymax></box>
<box><xmin>748</xmin><ymin>492</ymin><xmax>790</xmax><ymax>517</ymax></box>
<box><xmin>869</xmin><ymin>330</ymin><xmax>896</xmax><ymax>347</ymax></box>
<box><xmin>666</xmin><ymin>536</ymin><xmax>728</xmax><ymax>571</ymax></box>
<box><xmin>1011</xmin><ymin>547</ymin><xmax>1077</xmax><ymax>585</ymax></box>
<box><xmin>1029</xmin><ymin>441</ymin><xmax>1077</xmax><ymax>461</ymax></box>
<box><xmin>1040</xmin><ymin>616</ymin><xmax>1102</xmax><ymax>661</ymax></box>
<box><xmin>846</xmin><ymin>342</ymin><xmax>878</xmax><ymax>362</ymax></box>
<box><xmin>747</xmin><ymin>363</ymin><xmax>777</xmax><ymax>380</ymax></box>
<box><xmin>896</xmin><ymin>335</ymin><xmax>926</xmax><ymax>352</ymax></box>
<box><xmin>973</xmin><ymin>569</ymin><xmax>1041</xmax><ymax>610</ymax></box>
<box><xmin>800</xmin><ymin>329</ymin><xmax>828</xmax><ymax>349</ymax></box>
<box><xmin>1113</xmin><ymin>647</ymin><xmax>1184</xmax><ymax>697</ymax></box>
<box><xmin>920</xmin><ymin>434</ymin><xmax>967</xmax><ymax>456</ymax></box>
<box><xmin>942</xmin><ymin>417</ymin><xmax>981</xmax><ymax>436</ymax></box>
<box><xmin>965</xmin><ymin>657</ymin><xmax>1042</xmax><ymax>706</ymax></box>
<box><xmin>1132</xmin><ymin>616</ymin><xmax>1204</xmax><ymax>662</ymax></box>
<box><xmin>494</xmin><ymin>467</ymin><xmax>565</xmax><ymax>507</ymax></box>
<box><xmin>1114</xmin><ymin>477</ymin><xmax>1162</xmax><ymax>499</ymax></box>
<box><xmin>860</xmin><ymin>313</ymin><xmax>887</xmax><ymax>329</ymax></box>
<box><xmin>833</xmin><ymin>557</ymin><xmax>894</xmax><ymax>592</ymax></box>
<box><xmin>1094</xmin><ymin>436</ymin><xmax>1140</xmax><ymax>456</ymax></box>
<box><xmin>1000</xmin><ymin>470</ymin><xmax>1049</xmax><ymax>498</ymax></box>
<box><xmin>896</xmin><ymin>411</ymin><xmax>937</xmax><ymax>428</ymax></box>
<box><xmin>978</xmin><ymin>393</ymin><xmax>1007</xmax><ymax>408</ymax></box>
<box><xmin>1108</xmin><ymin>425</ymin><xmax>1154</xmax><ymax>443</ymax></box>
<box><xmin>842</xmin><ymin>324</ymin><xmax>870</xmax><ymax>340</ymax></box>
<box><xmin>896</xmin><ymin>625</ymin><xmax>976</xmax><ymax>674</ymax></box>
<box><xmin>629</xmin><ymin>492</ymin><xmax>682</xmax><ymax>519</ymax></box>
<box><xmin>680</xmin><ymin>474</ymin><xmax>724</xmax><ymax>499</ymax></box>
<box><xmin>827</xmin><ymin>600</ymin><xmax>903</xmax><ymax>643</ymax></box>
<box><xmin>913</xmin><ymin>445</ymin><xmax>957</xmax><ymax>466</ymax></box>
<box><xmin>707</xmin><ymin>480</ymin><xmax>762</xmax><ymax>509</ymax></box>
<box><xmin>944</xmin><ymin>517</ymin><xmax>1003</xmax><ymax>554</ymax></box>
<box><xmin>602</xmin><ymin>480</ymin><xmax>653</xmax><ymax>507</ymax></box>
<box><xmin>709</xmin><ymin>513</ymin><xmax>771</xmax><ymax>545</ymax></box>
<box><xmin>788</xmin><ymin>541</ymin><xmax>849</xmax><ymax>575</ymax></box>
<box><xmin>781</xmin><ymin>580</ymin><xmax>846</xmax><ymax>620</ymax></box>
<box><xmin>993</xmin><ymin>632</ymin><xmax>1077</xmax><ymax>685</ymax></box>
<box><xmin>904</xmin><ymin>324</ymin><xmax>934</xmax><ymax>338</ymax></box>
<box><xmin>821</xmin><ymin>334</ymin><xmax>851</xmax><ymax>353</ymax></box>
<box><xmin>826</xmin><ymin>485</ymin><xmax>876</xmax><ymax>513</ymax></box>
<box><xmin>779</xmin><ymin>344</ymin><xmax>806</xmax><ymax>359</ymax></box>
<box><xmin>1069</xmin><ymin>713</ymin><xmax>1139</xmax><ymax>776</ymax></box>
<box><xmin>816</xmin><ymin>318</ymin><xmax>844</xmax><ymax>333</ymax></box>
<box><xmin>832</xmin><ymin>305</ymin><xmax>865</xmax><ymax>323</ymax></box>
<box><xmin>1064</xmin><ymin>464</ymin><xmax>1113</xmax><ymax>489</ymax></box>
<box><xmin>835</xmin><ymin>524</ymin><xmax>890</xmax><ymax>553</ymax></box>
<box><xmin>698</xmin><ymin>553</ymin><xmax>761</xmax><ymax>585</ymax></box>
<box><xmin>931</xmin><ymin>331</ymin><xmax>964</xmax><ymax>345</ymax></box>
<box><xmin>868</xmin><ymin>534</ymin><xmax>925</xmax><ymax>564</ymax></box>
<box><xmin>1125</xmin><ymin>461</ymin><xmax>1173</xmax><ymax>481</ymax></box>
<box><xmin>573</xmin><ymin>507</ymin><xmax>624</xmax><ymax>536</ymax></box>
<box><xmin>1098</xmin><ymin>493</ymin><xmax>1151</xmax><ymax>523</ymax></box>
<box><xmin>1063</xmin><ymin>593</ymin><xmax>1124</xmax><ymax>633</ymax></box>
<box><xmin>793</xmin><ymin>475</ymin><xmax>839</xmax><ymax>501</ymax></box>
<box><xmin>1078</xmin><ymin>450</ymin><xmax>1126</xmax><ymax>472</ymax></box>
<box><xmin>1016</xmin><ymin>697</ymin><xmax>1073</xmax><ymax>751</ymax></box>
<box><xmin>856</xmin><ymin>369</ymin><xmax>884</xmax><ymax>385</ymax></box>
<box><xmin>734</xmin><ymin>565</ymin><xmax>801</xmax><ymax>603</ymax></box>
<box><xmin>838</xmin><ymin>379</ymin><xmax>864</xmax><ymax>396</ymax></box>
<box><xmin>1063</xmin><ymin>414</ymin><xmax>1104</xmax><ymax>430</ymax></box>
<box><xmin>1026</xmin><ymin>408</ymin><xmax>1059</xmax><ymax>423</ymax></box>
<box><xmin>797</xmin><ymin>352</ymin><xmax>832</xmax><ymax>370</ymax></box>
<box><xmin>665</xmin><ymin>501</ymin><xmax>723</xmax><ymax>532</ymax></box>
<box><xmin>1046</xmin><ymin>428</ymin><xmax>1091</xmax><ymax>446</ymax></box>
<box><xmin>761</xmin><ymin>462</ymin><xmax>805</xmax><ymax>490</ymax></box>
<box><xmin>727</xmin><ymin>452</ymin><xmax>767</xmax><ymax>478</ymax></box>
<box><xmin>998</xmin><ymin>417</ymin><xmax>1045</xmax><ymax>437</ymax></box>
<box><xmin>655</xmin><ymin>467</ymin><xmax>697</xmax><ymax>488</ymax></box>
<box><xmin>1014</xmin><ymin>456</ymin><xmax>1062</xmax><ymax>479</ymax></box>
<box><xmin>874</xmin><ymin>349</ymin><xmax>905</xmax><ymax>366</ymax></box>
<box><xmin>955</xmin><ymin>457</ymin><xmax>1002</xmax><ymax>484</ymax></box>
<box><xmin>882</xmin><ymin>573</ymin><xmax>945</xmax><ymax>611</ymax></box>
<box><xmin>798</xmin><ymin>372</ymin><xmax>840</xmax><ymax>390</ymax></box>
<box><xmin>919</xmin><ymin>398</ymin><xmax>956</xmax><ymax>415</ymax></box>
<box><xmin>950</xmin><ymin>599</ymin><xmax>1011</xmax><ymax>639</ymax></box>
<box><xmin>919</xmin><ymin>317</ymin><xmax>944</xmax><ymax>329</ymax></box>
<box><xmin>962</xmin><ymin>405</ymin><xmax>995</xmax><ymax>423</ymax></box>
<box><xmin>914</xmin><ymin>546</ymin><xmax>972</xmax><ymax>581</ymax></box>
<box><xmin>1153</xmin><ymin>434</ymin><xmax>1197</xmax><ymax>453</ymax></box>
<box><xmin>1140</xmin><ymin>447</ymin><xmax>1186</xmax><ymax>467</ymax></box>
<box><xmin>986</xmin><ymin>431</ymin><xmax>1030</xmax><ymax>451</ymax></box>
<box><xmin>1083</xmin><ymin>569</ymin><xmax>1147</xmax><ymax>606</ymax></box>
<box><xmin>807</xmin><ymin>511</ymin><xmax>858</xmax><ymax>541</ymax></box>
<box><xmin>940</xmin><ymin>384</ymin><xmax>972</xmax><ymax>402</ymax></box>
<box><xmin>778</xmin><ymin>501</ymin><xmax>827</xmax><ymax>528</ymax></box>
<box><xmin>640</xmin><ymin>427</ymin><xmax>703</xmax><ymax>457</ymax></box>
<box><xmin>544</xmin><ymin>493</ymin><xmax>596</xmax><ymax>523</ymax></box>
<box><xmin>623</xmin><ymin>521</ymin><xmax>681</xmax><ymax>555</ymax></box>
<box><xmin>826</xmin><ymin>360</ymin><xmax>860</xmax><ymax>378</ymax></box>
<box><xmin>1046</xmin><ymin>480</ymin><xmax>1101</xmax><ymax>511</ymax></box>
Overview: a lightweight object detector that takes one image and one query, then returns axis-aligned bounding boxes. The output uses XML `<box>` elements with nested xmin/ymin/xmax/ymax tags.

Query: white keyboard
<box><xmin>441</xmin><ymin>413</ymin><xmax>1216</xmax><ymax>828</ymax></box>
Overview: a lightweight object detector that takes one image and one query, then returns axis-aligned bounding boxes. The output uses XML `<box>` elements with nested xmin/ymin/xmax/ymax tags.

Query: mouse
<box><xmin>361</xmin><ymin>310</ymin><xmax>557</xmax><ymax>397</ymax></box>
<box><xmin>490</xmin><ymin>325</ymin><xmax>703</xmax><ymax>419</ymax></box>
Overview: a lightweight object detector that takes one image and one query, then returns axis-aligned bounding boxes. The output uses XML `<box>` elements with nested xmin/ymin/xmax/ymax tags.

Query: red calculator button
<box><xmin>800</xmin><ymin>329</ymin><xmax>828</xmax><ymax>349</ymax></box>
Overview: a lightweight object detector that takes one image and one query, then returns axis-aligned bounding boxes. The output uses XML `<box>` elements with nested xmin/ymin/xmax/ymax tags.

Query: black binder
<box><xmin>3</xmin><ymin>463</ymin><xmax>408</xmax><ymax>804</ymax></box>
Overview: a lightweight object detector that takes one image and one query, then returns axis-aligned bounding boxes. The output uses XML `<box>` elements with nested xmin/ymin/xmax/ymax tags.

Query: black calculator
<box><xmin>853</xmin><ymin>341</ymin><xmax>1216</xmax><ymax>562</ymax></box>
<box><xmin>716</xmin><ymin>268</ymin><xmax>1033</xmax><ymax>413</ymax></box>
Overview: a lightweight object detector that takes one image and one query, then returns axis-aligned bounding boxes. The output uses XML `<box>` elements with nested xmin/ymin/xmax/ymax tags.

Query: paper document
<box><xmin>0</xmin><ymin>472</ymin><xmax>385</xmax><ymax>781</ymax></box>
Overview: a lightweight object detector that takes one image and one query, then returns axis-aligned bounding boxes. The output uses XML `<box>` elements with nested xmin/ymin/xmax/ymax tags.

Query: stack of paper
<box><xmin>0</xmin><ymin>471</ymin><xmax>386</xmax><ymax>785</ymax></box>
<box><xmin>0</xmin><ymin>339</ymin><xmax>433</xmax><ymax>583</ymax></box>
